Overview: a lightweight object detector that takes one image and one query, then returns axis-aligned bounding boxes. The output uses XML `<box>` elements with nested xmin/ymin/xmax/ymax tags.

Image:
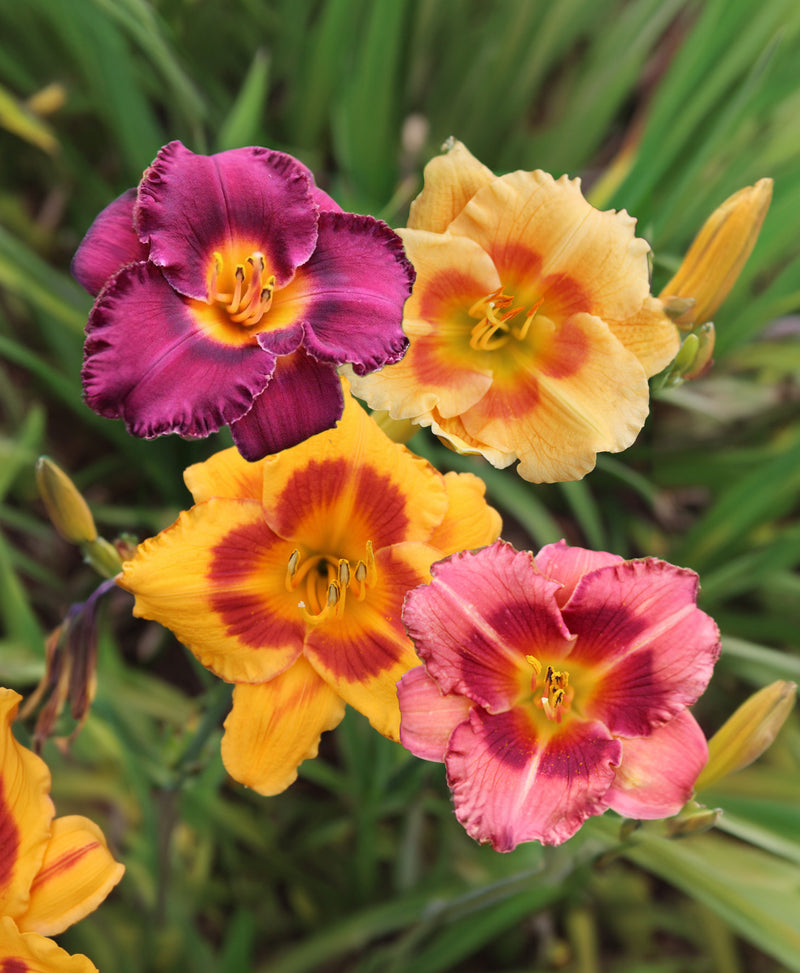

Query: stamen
<box><xmin>468</xmin><ymin>287</ymin><xmax>544</xmax><ymax>352</ymax></box>
<box><xmin>288</xmin><ymin>540</ymin><xmax>377</xmax><ymax>620</ymax></box>
<box><xmin>210</xmin><ymin>250</ymin><xmax>276</xmax><ymax>327</ymax></box>
<box><xmin>285</xmin><ymin>548</ymin><xmax>300</xmax><ymax>591</ymax></box>
<box><xmin>227</xmin><ymin>265</ymin><xmax>245</xmax><ymax>313</ymax></box>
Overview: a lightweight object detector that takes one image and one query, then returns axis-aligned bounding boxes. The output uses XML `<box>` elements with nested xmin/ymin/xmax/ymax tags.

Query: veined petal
<box><xmin>427</xmin><ymin>410</ymin><xmax>517</xmax><ymax>470</ymax></box>
<box><xmin>221</xmin><ymin>658</ymin><xmax>345</xmax><ymax>795</ymax></box>
<box><xmin>449</xmin><ymin>170</ymin><xmax>652</xmax><ymax>324</ymax></box>
<box><xmin>402</xmin><ymin>542</ymin><xmax>573</xmax><ymax>713</ymax></box>
<box><xmin>118</xmin><ymin>499</ymin><xmax>304</xmax><ymax>684</ymax></box>
<box><xmin>229</xmin><ymin>350</ymin><xmax>343</xmax><ymax>461</ymax></box>
<box><xmin>71</xmin><ymin>189</ymin><xmax>147</xmax><ymax>296</ymax></box>
<box><xmin>136</xmin><ymin>141</ymin><xmax>318</xmax><ymax>298</ymax></box>
<box><xmin>260</xmin><ymin>386</ymin><xmax>449</xmax><ymax>555</ymax></box>
<box><xmin>397</xmin><ymin>665</ymin><xmax>472</xmax><ymax>762</ymax></box>
<box><xmin>304</xmin><ymin>543</ymin><xmax>435</xmax><ymax>740</ymax></box>
<box><xmin>82</xmin><ymin>262</ymin><xmax>275</xmax><ymax>439</ymax></box>
<box><xmin>16</xmin><ymin>816</ymin><xmax>124</xmax><ymax>936</ymax></box>
<box><xmin>427</xmin><ymin>471</ymin><xmax>502</xmax><ymax>555</ymax></box>
<box><xmin>348</xmin><ymin>229</ymin><xmax>498</xmax><ymax>421</ymax></box>
<box><xmin>563</xmin><ymin>559</ymin><xmax>721</xmax><ymax>737</ymax></box>
<box><xmin>607</xmin><ymin>296</ymin><xmax>679</xmax><ymax>377</ymax></box>
<box><xmin>0</xmin><ymin>917</ymin><xmax>98</xmax><ymax>973</ymax></box>
<box><xmin>266</xmin><ymin>213</ymin><xmax>413</xmax><ymax>375</ymax></box>
<box><xmin>456</xmin><ymin>312</ymin><xmax>650</xmax><ymax>483</ymax></box>
<box><xmin>446</xmin><ymin>707</ymin><xmax>621</xmax><ymax>849</ymax></box>
<box><xmin>184</xmin><ymin>447</ymin><xmax>263</xmax><ymax>504</ymax></box>
<box><xmin>605</xmin><ymin>710</ymin><xmax>708</xmax><ymax>819</ymax></box>
<box><xmin>0</xmin><ymin>689</ymin><xmax>54</xmax><ymax>921</ymax></box>
<box><xmin>533</xmin><ymin>539</ymin><xmax>624</xmax><ymax>609</ymax></box>
<box><xmin>408</xmin><ymin>139</ymin><xmax>495</xmax><ymax>233</ymax></box>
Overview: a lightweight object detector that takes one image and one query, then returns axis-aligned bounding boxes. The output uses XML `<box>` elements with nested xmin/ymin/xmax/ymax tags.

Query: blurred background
<box><xmin>1</xmin><ymin>0</ymin><xmax>799</xmax><ymax>970</ymax></box>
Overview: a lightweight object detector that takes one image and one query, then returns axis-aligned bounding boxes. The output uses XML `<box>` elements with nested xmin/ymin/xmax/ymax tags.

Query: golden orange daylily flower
<box><xmin>118</xmin><ymin>383</ymin><xmax>501</xmax><ymax>796</ymax></box>
<box><xmin>0</xmin><ymin>688</ymin><xmax>124</xmax><ymax>973</ymax></box>
<box><xmin>348</xmin><ymin>139</ymin><xmax>681</xmax><ymax>483</ymax></box>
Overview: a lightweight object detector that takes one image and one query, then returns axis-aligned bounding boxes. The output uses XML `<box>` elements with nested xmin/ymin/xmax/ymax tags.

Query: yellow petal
<box><xmin>0</xmin><ymin>689</ymin><xmax>54</xmax><ymax>921</ymax></box>
<box><xmin>660</xmin><ymin>178</ymin><xmax>773</xmax><ymax>326</ymax></box>
<box><xmin>0</xmin><ymin>916</ymin><xmax>98</xmax><ymax>973</ymax></box>
<box><xmin>221</xmin><ymin>657</ymin><xmax>345</xmax><ymax>795</ymax></box>
<box><xmin>304</xmin><ymin>543</ymin><xmax>437</xmax><ymax>739</ymax></box>
<box><xmin>428</xmin><ymin>472</ymin><xmax>502</xmax><ymax>555</ymax></box>
<box><xmin>408</xmin><ymin>138</ymin><xmax>496</xmax><ymax>233</ymax></box>
<box><xmin>260</xmin><ymin>387</ymin><xmax>449</xmax><ymax>556</ymax></box>
<box><xmin>16</xmin><ymin>816</ymin><xmax>124</xmax><ymax>936</ymax></box>
<box><xmin>118</xmin><ymin>499</ymin><xmax>304</xmax><ymax>684</ymax></box>
<box><xmin>606</xmin><ymin>295</ymin><xmax>680</xmax><ymax>377</ymax></box>
<box><xmin>184</xmin><ymin>446</ymin><xmax>263</xmax><ymax>504</ymax></box>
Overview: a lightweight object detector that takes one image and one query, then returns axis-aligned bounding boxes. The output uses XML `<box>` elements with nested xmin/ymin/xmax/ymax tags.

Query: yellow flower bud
<box><xmin>695</xmin><ymin>680</ymin><xmax>797</xmax><ymax>791</ymax></box>
<box><xmin>36</xmin><ymin>456</ymin><xmax>98</xmax><ymax>544</ymax></box>
<box><xmin>659</xmin><ymin>178</ymin><xmax>773</xmax><ymax>327</ymax></box>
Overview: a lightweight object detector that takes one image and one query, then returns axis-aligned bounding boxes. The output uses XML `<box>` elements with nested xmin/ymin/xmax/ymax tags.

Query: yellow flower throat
<box><xmin>526</xmin><ymin>654</ymin><xmax>572</xmax><ymax>723</ymax></box>
<box><xmin>468</xmin><ymin>287</ymin><xmax>543</xmax><ymax>352</ymax></box>
<box><xmin>208</xmin><ymin>250</ymin><xmax>276</xmax><ymax>327</ymax></box>
<box><xmin>285</xmin><ymin>541</ymin><xmax>377</xmax><ymax>624</ymax></box>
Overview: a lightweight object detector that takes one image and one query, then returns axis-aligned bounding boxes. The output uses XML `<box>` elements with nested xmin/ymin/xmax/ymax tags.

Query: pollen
<box><xmin>527</xmin><ymin>654</ymin><xmax>572</xmax><ymax>723</ymax></box>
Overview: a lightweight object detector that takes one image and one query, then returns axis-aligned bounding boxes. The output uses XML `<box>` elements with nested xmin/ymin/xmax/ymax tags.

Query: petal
<box><xmin>426</xmin><ymin>471</ymin><xmax>502</xmax><ymax>555</ymax></box>
<box><xmin>221</xmin><ymin>658</ymin><xmax>345</xmax><ymax>796</ymax></box>
<box><xmin>260</xmin><ymin>385</ymin><xmax>449</xmax><ymax>553</ymax></box>
<box><xmin>183</xmin><ymin>447</ymin><xmax>263</xmax><ymax>504</ymax></box>
<box><xmin>304</xmin><ymin>543</ymin><xmax>434</xmax><ymax>739</ymax></box>
<box><xmin>608</xmin><ymin>296</ymin><xmax>679</xmax><ymax>377</ymax></box>
<box><xmin>455</xmin><ymin>312</ymin><xmax>650</xmax><ymax>483</ymax></box>
<box><xmin>449</xmin><ymin>170</ymin><xmax>653</xmax><ymax>325</ymax></box>
<box><xmin>401</xmin><ymin>542</ymin><xmax>574</xmax><ymax>713</ymax></box>
<box><xmin>136</xmin><ymin>141</ymin><xmax>318</xmax><ymax>298</ymax></box>
<box><xmin>71</xmin><ymin>188</ymin><xmax>148</xmax><ymax>296</ymax></box>
<box><xmin>446</xmin><ymin>707</ymin><xmax>621</xmax><ymax>849</ymax></box>
<box><xmin>229</xmin><ymin>350</ymin><xmax>344</xmax><ymax>461</ymax></box>
<box><xmin>407</xmin><ymin>139</ymin><xmax>496</xmax><ymax>233</ymax></box>
<box><xmin>562</xmin><ymin>559</ymin><xmax>721</xmax><ymax>737</ymax></box>
<box><xmin>348</xmin><ymin>228</ymin><xmax>498</xmax><ymax>421</ymax></box>
<box><xmin>605</xmin><ymin>710</ymin><xmax>708</xmax><ymax>819</ymax></box>
<box><xmin>118</xmin><ymin>499</ymin><xmax>305</xmax><ymax>684</ymax></box>
<box><xmin>397</xmin><ymin>665</ymin><xmax>472</xmax><ymax>762</ymax></box>
<box><xmin>82</xmin><ymin>262</ymin><xmax>275</xmax><ymax>439</ymax></box>
<box><xmin>0</xmin><ymin>689</ymin><xmax>54</xmax><ymax>921</ymax></box>
<box><xmin>265</xmin><ymin>213</ymin><xmax>413</xmax><ymax>375</ymax></box>
<box><xmin>0</xmin><ymin>917</ymin><xmax>98</xmax><ymax>973</ymax></box>
<box><xmin>533</xmin><ymin>539</ymin><xmax>624</xmax><ymax>609</ymax></box>
<box><xmin>16</xmin><ymin>816</ymin><xmax>124</xmax><ymax>936</ymax></box>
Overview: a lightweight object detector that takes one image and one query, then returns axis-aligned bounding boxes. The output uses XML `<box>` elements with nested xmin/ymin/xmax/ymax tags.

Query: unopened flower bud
<box><xmin>666</xmin><ymin>803</ymin><xmax>722</xmax><ymax>837</ymax></box>
<box><xmin>36</xmin><ymin>456</ymin><xmax>97</xmax><ymax>544</ymax></box>
<box><xmin>659</xmin><ymin>178</ymin><xmax>773</xmax><ymax>327</ymax></box>
<box><xmin>695</xmin><ymin>680</ymin><xmax>797</xmax><ymax>791</ymax></box>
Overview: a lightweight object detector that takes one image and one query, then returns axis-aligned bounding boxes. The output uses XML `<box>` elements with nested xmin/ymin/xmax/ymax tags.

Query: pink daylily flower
<box><xmin>398</xmin><ymin>540</ymin><xmax>720</xmax><ymax>850</ymax></box>
<box><xmin>72</xmin><ymin>141</ymin><xmax>414</xmax><ymax>460</ymax></box>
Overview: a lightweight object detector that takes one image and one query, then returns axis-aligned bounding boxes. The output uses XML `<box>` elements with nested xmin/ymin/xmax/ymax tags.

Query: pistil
<box><xmin>286</xmin><ymin>541</ymin><xmax>377</xmax><ymax>624</ymax></box>
<box><xmin>468</xmin><ymin>288</ymin><xmax>543</xmax><ymax>352</ymax></box>
<box><xmin>209</xmin><ymin>250</ymin><xmax>276</xmax><ymax>327</ymax></box>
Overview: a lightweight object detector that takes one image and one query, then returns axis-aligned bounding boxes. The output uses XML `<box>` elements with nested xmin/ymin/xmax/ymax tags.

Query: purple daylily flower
<box><xmin>72</xmin><ymin>141</ymin><xmax>414</xmax><ymax>460</ymax></box>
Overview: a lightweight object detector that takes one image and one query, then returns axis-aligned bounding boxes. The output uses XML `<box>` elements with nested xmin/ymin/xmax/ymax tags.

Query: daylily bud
<box><xmin>36</xmin><ymin>456</ymin><xmax>98</xmax><ymax>544</ymax></box>
<box><xmin>695</xmin><ymin>680</ymin><xmax>797</xmax><ymax>791</ymax></box>
<box><xmin>666</xmin><ymin>803</ymin><xmax>722</xmax><ymax>837</ymax></box>
<box><xmin>659</xmin><ymin>178</ymin><xmax>773</xmax><ymax>327</ymax></box>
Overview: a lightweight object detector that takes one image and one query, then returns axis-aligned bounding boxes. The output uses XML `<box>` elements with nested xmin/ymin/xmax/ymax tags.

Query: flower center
<box><xmin>526</xmin><ymin>654</ymin><xmax>572</xmax><ymax>723</ymax></box>
<box><xmin>468</xmin><ymin>287</ymin><xmax>543</xmax><ymax>352</ymax></box>
<box><xmin>208</xmin><ymin>250</ymin><xmax>276</xmax><ymax>327</ymax></box>
<box><xmin>285</xmin><ymin>540</ymin><xmax>377</xmax><ymax>625</ymax></box>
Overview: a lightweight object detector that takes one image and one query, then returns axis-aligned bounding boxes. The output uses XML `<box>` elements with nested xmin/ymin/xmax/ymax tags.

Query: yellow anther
<box><xmin>285</xmin><ymin>549</ymin><xmax>300</xmax><ymax>591</ymax></box>
<box><xmin>338</xmin><ymin>559</ymin><xmax>351</xmax><ymax>587</ymax></box>
<box><xmin>526</xmin><ymin>654</ymin><xmax>542</xmax><ymax>675</ymax></box>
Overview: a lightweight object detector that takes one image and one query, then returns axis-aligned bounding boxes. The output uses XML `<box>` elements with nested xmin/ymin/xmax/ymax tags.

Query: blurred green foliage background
<box><xmin>1</xmin><ymin>0</ymin><xmax>799</xmax><ymax>970</ymax></box>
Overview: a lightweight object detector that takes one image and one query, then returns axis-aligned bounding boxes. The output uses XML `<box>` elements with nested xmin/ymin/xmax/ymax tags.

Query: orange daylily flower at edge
<box><xmin>0</xmin><ymin>689</ymin><xmax>124</xmax><ymax>972</ymax></box>
<box><xmin>119</xmin><ymin>384</ymin><xmax>501</xmax><ymax>795</ymax></box>
<box><xmin>349</xmin><ymin>140</ymin><xmax>680</xmax><ymax>483</ymax></box>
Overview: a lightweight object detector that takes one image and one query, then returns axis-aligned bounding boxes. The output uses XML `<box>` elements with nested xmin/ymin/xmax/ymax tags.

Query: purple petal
<box><xmin>82</xmin><ymin>262</ymin><xmax>276</xmax><ymax>438</ymax></box>
<box><xmin>446</xmin><ymin>707</ymin><xmax>621</xmax><ymax>849</ymax></box>
<box><xmin>136</xmin><ymin>141</ymin><xmax>319</xmax><ymax>299</ymax></box>
<box><xmin>272</xmin><ymin>212</ymin><xmax>413</xmax><ymax>373</ymax></box>
<box><xmin>71</xmin><ymin>188</ymin><xmax>149</xmax><ymax>296</ymax></box>
<box><xmin>605</xmin><ymin>710</ymin><xmax>708</xmax><ymax>819</ymax></box>
<box><xmin>229</xmin><ymin>349</ymin><xmax>344</xmax><ymax>460</ymax></box>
